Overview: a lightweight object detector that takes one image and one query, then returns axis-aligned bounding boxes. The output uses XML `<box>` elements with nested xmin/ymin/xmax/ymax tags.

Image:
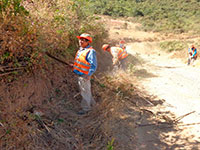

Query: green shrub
<box><xmin>88</xmin><ymin>0</ymin><xmax>200</xmax><ymax>33</ymax></box>
<box><xmin>0</xmin><ymin>0</ymin><xmax>28</xmax><ymax>16</ymax></box>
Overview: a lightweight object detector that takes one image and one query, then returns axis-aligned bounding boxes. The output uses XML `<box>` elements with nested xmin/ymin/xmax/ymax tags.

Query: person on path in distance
<box><xmin>72</xmin><ymin>33</ymin><xmax>97</xmax><ymax>115</ymax></box>
<box><xmin>188</xmin><ymin>45</ymin><xmax>197</xmax><ymax>65</ymax></box>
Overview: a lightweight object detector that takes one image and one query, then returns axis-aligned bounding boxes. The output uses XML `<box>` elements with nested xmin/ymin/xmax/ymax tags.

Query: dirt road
<box><xmin>127</xmin><ymin>42</ymin><xmax>200</xmax><ymax>147</ymax></box>
<box><xmin>105</xmin><ymin>16</ymin><xmax>200</xmax><ymax>149</ymax></box>
<box><xmin>128</xmin><ymin>42</ymin><xmax>200</xmax><ymax>123</ymax></box>
<box><xmin>127</xmin><ymin>33</ymin><xmax>200</xmax><ymax>150</ymax></box>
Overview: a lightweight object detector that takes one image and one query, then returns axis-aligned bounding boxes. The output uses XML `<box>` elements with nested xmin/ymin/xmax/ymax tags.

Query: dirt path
<box><xmin>105</xmin><ymin>16</ymin><xmax>200</xmax><ymax>149</ymax></box>
<box><xmin>127</xmin><ymin>32</ymin><xmax>200</xmax><ymax>149</ymax></box>
<box><xmin>127</xmin><ymin>43</ymin><xmax>200</xmax><ymax>149</ymax></box>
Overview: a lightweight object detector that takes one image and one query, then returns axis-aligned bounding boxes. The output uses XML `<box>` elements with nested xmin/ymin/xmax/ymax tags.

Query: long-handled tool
<box><xmin>45</xmin><ymin>52</ymin><xmax>73</xmax><ymax>67</ymax></box>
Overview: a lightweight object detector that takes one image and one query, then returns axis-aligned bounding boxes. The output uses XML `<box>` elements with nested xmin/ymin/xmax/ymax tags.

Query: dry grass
<box><xmin>0</xmin><ymin>0</ymin><xmax>106</xmax><ymax>83</ymax></box>
<box><xmin>0</xmin><ymin>1</ymin><xmax>107</xmax><ymax>149</ymax></box>
<box><xmin>0</xmin><ymin>56</ymin><xmax>154</xmax><ymax>149</ymax></box>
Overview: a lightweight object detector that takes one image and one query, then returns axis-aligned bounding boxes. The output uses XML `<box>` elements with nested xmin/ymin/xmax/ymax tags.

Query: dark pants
<box><xmin>188</xmin><ymin>56</ymin><xmax>197</xmax><ymax>65</ymax></box>
<box><xmin>113</xmin><ymin>56</ymin><xmax>129</xmax><ymax>72</ymax></box>
<box><xmin>119</xmin><ymin>56</ymin><xmax>129</xmax><ymax>70</ymax></box>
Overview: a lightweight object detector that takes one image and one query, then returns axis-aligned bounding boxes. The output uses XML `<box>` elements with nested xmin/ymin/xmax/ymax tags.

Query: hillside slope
<box><xmin>1</xmin><ymin>15</ymin><xmax>200</xmax><ymax>150</ymax></box>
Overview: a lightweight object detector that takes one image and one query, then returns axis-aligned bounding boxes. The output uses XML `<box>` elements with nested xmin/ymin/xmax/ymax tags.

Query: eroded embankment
<box><xmin>0</xmin><ymin>53</ymin><xmax>177</xmax><ymax>150</ymax></box>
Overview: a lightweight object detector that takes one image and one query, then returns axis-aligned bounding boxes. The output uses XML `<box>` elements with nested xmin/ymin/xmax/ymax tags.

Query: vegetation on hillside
<box><xmin>0</xmin><ymin>0</ymin><xmax>107</xmax><ymax>148</ymax></box>
<box><xmin>89</xmin><ymin>0</ymin><xmax>200</xmax><ymax>33</ymax></box>
<box><xmin>1</xmin><ymin>0</ymin><xmax>200</xmax><ymax>82</ymax></box>
<box><xmin>0</xmin><ymin>0</ymin><xmax>106</xmax><ymax>82</ymax></box>
<box><xmin>160</xmin><ymin>41</ymin><xmax>188</xmax><ymax>52</ymax></box>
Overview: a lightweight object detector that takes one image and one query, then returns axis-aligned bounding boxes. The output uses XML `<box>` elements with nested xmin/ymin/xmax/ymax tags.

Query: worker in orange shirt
<box><xmin>102</xmin><ymin>44</ymin><xmax>128</xmax><ymax>71</ymax></box>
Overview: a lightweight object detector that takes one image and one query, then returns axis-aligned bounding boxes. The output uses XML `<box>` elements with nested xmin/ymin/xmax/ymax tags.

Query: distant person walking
<box><xmin>188</xmin><ymin>45</ymin><xmax>197</xmax><ymax>65</ymax></box>
<box><xmin>72</xmin><ymin>33</ymin><xmax>97</xmax><ymax>115</ymax></box>
<box><xmin>102</xmin><ymin>44</ymin><xmax>128</xmax><ymax>71</ymax></box>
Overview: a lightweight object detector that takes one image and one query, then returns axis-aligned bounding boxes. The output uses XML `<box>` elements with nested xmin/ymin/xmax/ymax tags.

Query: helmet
<box><xmin>119</xmin><ymin>40</ymin><xmax>125</xmax><ymax>44</ymax></box>
<box><xmin>77</xmin><ymin>33</ymin><xmax>92</xmax><ymax>43</ymax></box>
<box><xmin>102</xmin><ymin>44</ymin><xmax>110</xmax><ymax>51</ymax></box>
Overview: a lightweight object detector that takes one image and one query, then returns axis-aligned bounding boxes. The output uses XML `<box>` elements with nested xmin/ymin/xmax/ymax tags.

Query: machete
<box><xmin>45</xmin><ymin>52</ymin><xmax>72</xmax><ymax>67</ymax></box>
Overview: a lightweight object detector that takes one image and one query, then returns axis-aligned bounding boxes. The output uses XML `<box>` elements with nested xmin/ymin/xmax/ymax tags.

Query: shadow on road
<box><xmin>133</xmin><ymin>68</ymin><xmax>157</xmax><ymax>78</ymax></box>
<box><xmin>110</xmin><ymin>89</ymin><xmax>200</xmax><ymax>150</ymax></box>
<box><xmin>126</xmin><ymin>55</ymin><xmax>157</xmax><ymax>78</ymax></box>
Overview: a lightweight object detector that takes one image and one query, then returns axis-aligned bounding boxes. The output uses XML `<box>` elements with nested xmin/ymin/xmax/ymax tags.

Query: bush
<box><xmin>0</xmin><ymin>0</ymin><xmax>107</xmax><ymax>82</ymax></box>
<box><xmin>0</xmin><ymin>0</ymin><xmax>37</xmax><ymax>77</ymax></box>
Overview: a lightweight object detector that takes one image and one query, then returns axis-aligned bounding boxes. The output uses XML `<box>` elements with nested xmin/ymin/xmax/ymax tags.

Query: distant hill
<box><xmin>88</xmin><ymin>0</ymin><xmax>200</xmax><ymax>33</ymax></box>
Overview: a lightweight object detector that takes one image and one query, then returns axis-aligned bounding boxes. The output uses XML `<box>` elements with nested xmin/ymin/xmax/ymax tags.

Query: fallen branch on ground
<box><xmin>35</xmin><ymin>115</ymin><xmax>51</xmax><ymax>133</ymax></box>
<box><xmin>137</xmin><ymin>121</ymin><xmax>200</xmax><ymax>128</ymax></box>
<box><xmin>173</xmin><ymin>111</ymin><xmax>196</xmax><ymax>123</ymax></box>
<box><xmin>0</xmin><ymin>121</ymin><xmax>4</xmax><ymax>127</ymax></box>
<box><xmin>0</xmin><ymin>66</ymin><xmax>27</xmax><ymax>77</ymax></box>
<box><xmin>137</xmin><ymin>111</ymin><xmax>197</xmax><ymax>128</ymax></box>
